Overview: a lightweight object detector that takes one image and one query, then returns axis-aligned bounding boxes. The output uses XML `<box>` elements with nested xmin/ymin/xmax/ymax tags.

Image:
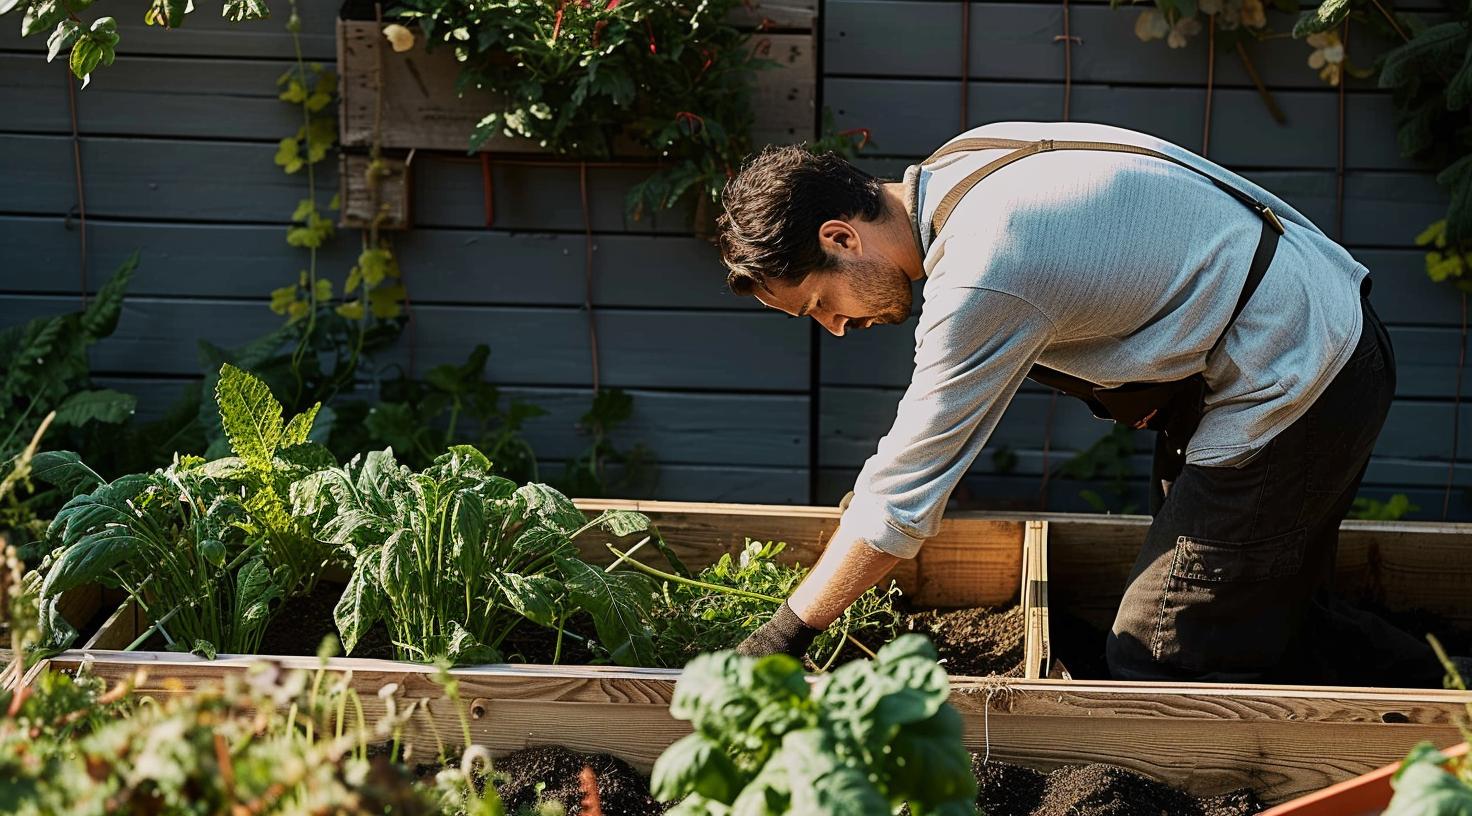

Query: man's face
<box><xmin>753</xmin><ymin>254</ymin><xmax>912</xmax><ymax>338</ymax></box>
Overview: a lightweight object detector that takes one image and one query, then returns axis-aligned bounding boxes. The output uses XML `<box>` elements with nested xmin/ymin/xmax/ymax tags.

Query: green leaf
<box><xmin>1439</xmin><ymin>153</ymin><xmax>1472</xmax><ymax>245</ymax></box>
<box><xmin>1379</xmin><ymin>23</ymin><xmax>1470</xmax><ymax>91</ymax></box>
<box><xmin>281</xmin><ymin>402</ymin><xmax>321</xmax><ymax>447</ymax></box>
<box><xmin>446</xmin><ymin>620</ymin><xmax>499</xmax><ymax>664</ymax></box>
<box><xmin>22</xmin><ymin>0</ymin><xmax>71</xmax><ymax>38</ymax></box>
<box><xmin>37</xmin><ymin>593</ymin><xmax>79</xmax><ymax>652</ymax></box>
<box><xmin>69</xmin><ymin>36</ymin><xmax>103</xmax><ymax>85</ymax></box>
<box><xmin>192</xmin><ymin>639</ymin><xmax>218</xmax><ymax>660</ymax></box>
<box><xmin>1386</xmin><ymin>743</ymin><xmax>1472</xmax><ymax>815</ymax></box>
<box><xmin>651</xmin><ymin>733</ymin><xmax>742</xmax><ymax>803</ymax></box>
<box><xmin>234</xmin><ymin>556</ymin><xmax>282</xmax><ymax>632</ymax></box>
<box><xmin>222</xmin><ymin>0</ymin><xmax>268</xmax><ymax>22</ymax></box>
<box><xmin>0</xmin><ymin>0</ymin><xmax>26</xmax><ymax>16</ymax></box>
<box><xmin>515</xmin><ymin>483</ymin><xmax>586</xmax><ymax>533</ymax></box>
<box><xmin>28</xmin><ymin>450</ymin><xmax>104</xmax><ymax>496</ymax></box>
<box><xmin>145</xmin><ymin>0</ymin><xmax>189</xmax><ymax>28</ymax></box>
<box><xmin>215</xmin><ymin>362</ymin><xmax>285</xmax><ymax>469</ymax></box>
<box><xmin>51</xmin><ymin>388</ymin><xmax>136</xmax><ymax>427</ymax></box>
<box><xmin>495</xmin><ymin>572</ymin><xmax>563</xmax><ymax>628</ymax></box>
<box><xmin>557</xmin><ymin>556</ymin><xmax>655</xmax><ymax>666</ymax></box>
<box><xmin>41</xmin><ymin>525</ymin><xmax>143</xmax><ymax>596</ymax></box>
<box><xmin>588</xmin><ymin>509</ymin><xmax>651</xmax><ymax>537</ymax></box>
<box><xmin>1291</xmin><ymin>0</ymin><xmax>1350</xmax><ymax>37</ymax></box>
<box><xmin>46</xmin><ymin>19</ymin><xmax>80</xmax><ymax>62</ymax></box>
<box><xmin>884</xmin><ymin>707</ymin><xmax>977</xmax><ymax>807</ymax></box>
<box><xmin>79</xmin><ymin>252</ymin><xmax>136</xmax><ymax>339</ymax></box>
<box><xmin>197</xmin><ymin>538</ymin><xmax>226</xmax><ymax>568</ymax></box>
<box><xmin>1449</xmin><ymin>43</ymin><xmax>1472</xmax><ymax>111</ymax></box>
<box><xmin>782</xmin><ymin>730</ymin><xmax>889</xmax><ymax>816</ymax></box>
<box><xmin>334</xmin><ymin>552</ymin><xmax>384</xmax><ymax>655</ymax></box>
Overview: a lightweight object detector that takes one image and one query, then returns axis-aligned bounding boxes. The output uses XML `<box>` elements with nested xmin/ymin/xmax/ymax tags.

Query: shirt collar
<box><xmin>904</xmin><ymin>162</ymin><xmax>927</xmax><ymax>259</ymax></box>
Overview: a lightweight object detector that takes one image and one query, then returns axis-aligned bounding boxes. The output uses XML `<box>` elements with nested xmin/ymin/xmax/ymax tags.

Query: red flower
<box><xmin>552</xmin><ymin>0</ymin><xmax>565</xmax><ymax>41</ymax></box>
<box><xmin>646</xmin><ymin>19</ymin><xmax>657</xmax><ymax>53</ymax></box>
<box><xmin>606</xmin><ymin>0</ymin><xmax>621</xmax><ymax>8</ymax></box>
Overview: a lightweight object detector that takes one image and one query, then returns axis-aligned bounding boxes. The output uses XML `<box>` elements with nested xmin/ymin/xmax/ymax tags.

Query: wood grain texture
<box><xmin>44</xmin><ymin>651</ymin><xmax>1472</xmax><ymax>803</ymax></box>
<box><xmin>826</xmin><ymin>77</ymin><xmax>1411</xmax><ymax>170</ymax></box>
<box><xmin>575</xmin><ymin>499</ymin><xmax>1025</xmax><ymax>608</ymax></box>
<box><xmin>1022</xmin><ymin>520</ymin><xmax>1049</xmax><ymax>679</ymax></box>
<box><xmin>338</xmin><ymin>21</ymin><xmax>814</xmax><ymax>153</ymax></box>
<box><xmin>339</xmin><ymin>153</ymin><xmax>410</xmax><ymax>229</ymax></box>
<box><xmin>825</xmin><ymin>1</ymin><xmax>1404</xmax><ymax>90</ymax></box>
<box><xmin>0</xmin><ymin>296</ymin><xmax>810</xmax><ymax>390</ymax></box>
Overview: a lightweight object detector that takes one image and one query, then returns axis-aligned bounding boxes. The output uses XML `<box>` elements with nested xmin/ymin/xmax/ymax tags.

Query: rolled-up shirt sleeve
<box><xmin>837</xmin><ymin>287</ymin><xmax>1056</xmax><ymax>558</ymax></box>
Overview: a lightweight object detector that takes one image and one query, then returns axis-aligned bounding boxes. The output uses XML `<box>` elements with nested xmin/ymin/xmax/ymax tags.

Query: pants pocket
<box><xmin>1170</xmin><ymin>528</ymin><xmax>1306</xmax><ymax>584</ymax></box>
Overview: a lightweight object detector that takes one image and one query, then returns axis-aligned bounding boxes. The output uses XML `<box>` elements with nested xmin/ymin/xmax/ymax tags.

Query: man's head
<box><xmin>715</xmin><ymin>145</ymin><xmax>920</xmax><ymax>336</ymax></box>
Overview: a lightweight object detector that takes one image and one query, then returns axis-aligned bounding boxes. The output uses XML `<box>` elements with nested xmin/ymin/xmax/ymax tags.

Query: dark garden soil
<box><xmin>974</xmin><ymin>757</ymin><xmax>1265</xmax><ymax>816</ymax></box>
<box><xmin>257</xmin><ymin>582</ymin><xmax>395</xmax><ymax>660</ymax></box>
<box><xmin>903</xmin><ymin>604</ymin><xmax>1025</xmax><ymax>677</ymax></box>
<box><xmin>494</xmin><ymin>745</ymin><xmax>667</xmax><ymax>816</ymax></box>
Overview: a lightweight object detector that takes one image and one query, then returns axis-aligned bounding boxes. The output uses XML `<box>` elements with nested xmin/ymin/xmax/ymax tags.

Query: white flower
<box><xmin>1135</xmin><ymin>9</ymin><xmax>1170</xmax><ymax>42</ymax></box>
<box><xmin>1307</xmin><ymin>32</ymin><xmax>1346</xmax><ymax>86</ymax></box>
<box><xmin>1240</xmin><ymin>0</ymin><xmax>1267</xmax><ymax>28</ymax></box>
<box><xmin>382</xmin><ymin>23</ymin><xmax>415</xmax><ymax>53</ymax></box>
<box><xmin>1199</xmin><ymin>0</ymin><xmax>1223</xmax><ymax>14</ymax></box>
<box><xmin>1167</xmin><ymin>16</ymin><xmax>1202</xmax><ymax>48</ymax></box>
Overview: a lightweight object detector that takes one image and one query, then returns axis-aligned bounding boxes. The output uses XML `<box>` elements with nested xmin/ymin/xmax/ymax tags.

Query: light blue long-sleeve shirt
<box><xmin>839</xmin><ymin>121</ymin><xmax>1368</xmax><ymax>559</ymax></box>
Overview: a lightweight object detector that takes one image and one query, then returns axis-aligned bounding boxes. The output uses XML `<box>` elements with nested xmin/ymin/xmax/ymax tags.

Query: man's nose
<box><xmin>815</xmin><ymin>312</ymin><xmax>847</xmax><ymax>337</ymax></box>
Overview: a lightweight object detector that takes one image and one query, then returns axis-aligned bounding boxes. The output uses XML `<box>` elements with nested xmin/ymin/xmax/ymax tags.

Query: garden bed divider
<box><xmin>1022</xmin><ymin>519</ymin><xmax>1050</xmax><ymax>680</ymax></box>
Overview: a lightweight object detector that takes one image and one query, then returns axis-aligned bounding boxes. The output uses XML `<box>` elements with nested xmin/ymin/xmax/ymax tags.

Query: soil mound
<box><xmin>975</xmin><ymin>758</ymin><xmax>1264</xmax><ymax>816</ymax></box>
<box><xmin>904</xmin><ymin>605</ymin><xmax>1024</xmax><ymax>676</ymax></box>
<box><xmin>494</xmin><ymin>745</ymin><xmax>664</xmax><ymax>816</ymax></box>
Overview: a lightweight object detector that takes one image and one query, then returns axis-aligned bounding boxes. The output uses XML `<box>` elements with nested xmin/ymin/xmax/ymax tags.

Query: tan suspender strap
<box><xmin>924</xmin><ymin>138</ymin><xmax>1286</xmax><ymax>237</ymax></box>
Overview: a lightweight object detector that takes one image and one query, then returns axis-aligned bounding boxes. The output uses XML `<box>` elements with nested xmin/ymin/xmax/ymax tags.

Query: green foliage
<box><xmin>331</xmin><ymin>344</ymin><xmax>544</xmax><ymax>482</ymax></box>
<box><xmin>34</xmin><ymin>365</ymin><xmax>338</xmax><ymax>657</ymax></box>
<box><xmin>396</xmin><ymin>0</ymin><xmax>763</xmax><ymax>220</ymax></box>
<box><xmin>554</xmin><ymin>388</ymin><xmax>657</xmax><ymax>499</ymax></box>
<box><xmin>295</xmin><ymin>444</ymin><xmax>659</xmax><ymax>664</ymax></box>
<box><xmin>647</xmin><ymin>538</ymin><xmax>901</xmax><ymax>670</ymax></box>
<box><xmin>1059</xmin><ymin>424</ymin><xmax>1139</xmax><ymax>515</ymax></box>
<box><xmin>4</xmin><ymin>0</ymin><xmax>268</xmax><ymax>86</ymax></box>
<box><xmin>1350</xmin><ymin>492</ymin><xmax>1420</xmax><ymax>520</ymax></box>
<box><xmin>1384</xmin><ymin>640</ymin><xmax>1472</xmax><ymax>813</ymax></box>
<box><xmin>651</xmin><ymin>635</ymin><xmax>978</xmax><ymax>816</ymax></box>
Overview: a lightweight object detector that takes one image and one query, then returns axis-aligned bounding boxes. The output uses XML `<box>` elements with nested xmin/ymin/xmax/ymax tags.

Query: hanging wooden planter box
<box><xmin>336</xmin><ymin>19</ymin><xmax>816</xmax><ymax>156</ymax></box>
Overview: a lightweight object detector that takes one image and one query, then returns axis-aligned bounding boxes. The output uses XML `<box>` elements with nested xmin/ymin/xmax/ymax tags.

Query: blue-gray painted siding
<box><xmin>0</xmin><ymin>0</ymin><xmax>1467</xmax><ymax>516</ymax></box>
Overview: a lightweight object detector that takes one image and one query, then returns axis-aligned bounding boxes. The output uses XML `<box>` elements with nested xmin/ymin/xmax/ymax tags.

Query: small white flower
<box><xmin>1167</xmin><ymin>16</ymin><xmax>1202</xmax><ymax>48</ymax></box>
<box><xmin>1134</xmin><ymin>9</ymin><xmax>1170</xmax><ymax>42</ymax></box>
<box><xmin>383</xmin><ymin>23</ymin><xmax>415</xmax><ymax>53</ymax></box>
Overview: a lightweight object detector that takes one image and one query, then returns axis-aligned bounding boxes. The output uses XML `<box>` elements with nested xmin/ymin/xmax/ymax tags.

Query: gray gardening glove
<box><xmin>735</xmin><ymin>601</ymin><xmax>822</xmax><ymax>659</ymax></box>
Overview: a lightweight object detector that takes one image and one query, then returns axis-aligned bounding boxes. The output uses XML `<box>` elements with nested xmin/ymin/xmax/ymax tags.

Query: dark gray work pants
<box><xmin>1106</xmin><ymin>289</ymin><xmax>1443</xmax><ymax>686</ymax></box>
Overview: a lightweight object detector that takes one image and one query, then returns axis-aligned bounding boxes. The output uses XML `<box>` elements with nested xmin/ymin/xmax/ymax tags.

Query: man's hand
<box><xmin>735</xmin><ymin>601</ymin><xmax>823</xmax><ymax>658</ymax></box>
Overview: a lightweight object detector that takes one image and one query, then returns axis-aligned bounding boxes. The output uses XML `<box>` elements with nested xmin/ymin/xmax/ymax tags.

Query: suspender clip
<box><xmin>1257</xmin><ymin>204</ymin><xmax>1286</xmax><ymax>236</ymax></box>
<box><xmin>1039</xmin><ymin>139</ymin><xmax>1055</xmax><ymax>152</ymax></box>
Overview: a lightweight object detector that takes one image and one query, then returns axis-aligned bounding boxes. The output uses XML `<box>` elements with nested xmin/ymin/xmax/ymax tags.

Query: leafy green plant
<box><xmin>395</xmin><ymin>0</ymin><xmax>764</xmax><ymax>219</ymax></box>
<box><xmin>2</xmin><ymin>0</ymin><xmax>269</xmax><ymax>87</ymax></box>
<box><xmin>33</xmin><ymin>364</ymin><xmax>338</xmax><ymax>657</ymax></box>
<box><xmin>650</xmin><ymin>634</ymin><xmax>978</xmax><ymax>816</ymax></box>
<box><xmin>332</xmin><ymin>344</ymin><xmax>545</xmax><ymax>483</ymax></box>
<box><xmin>1350</xmin><ymin>492</ymin><xmax>1420</xmax><ymax>520</ymax></box>
<box><xmin>294</xmin><ymin>444</ymin><xmax>660</xmax><ymax>664</ymax></box>
<box><xmin>1383</xmin><ymin>636</ymin><xmax>1472</xmax><ymax>813</ymax></box>
<box><xmin>643</xmin><ymin>538</ymin><xmax>900</xmax><ymax>670</ymax></box>
<box><xmin>0</xmin><ymin>257</ymin><xmax>138</xmax><ymax>535</ymax></box>
<box><xmin>554</xmin><ymin>388</ymin><xmax>657</xmax><ymax>499</ymax></box>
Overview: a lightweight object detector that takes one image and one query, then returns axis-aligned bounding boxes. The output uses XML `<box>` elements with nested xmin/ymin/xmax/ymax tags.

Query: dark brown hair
<box><xmin>715</xmin><ymin>144</ymin><xmax>886</xmax><ymax>296</ymax></box>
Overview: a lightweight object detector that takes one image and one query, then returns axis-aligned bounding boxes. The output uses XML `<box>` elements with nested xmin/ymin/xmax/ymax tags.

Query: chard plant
<box><xmin>643</xmin><ymin>538</ymin><xmax>901</xmax><ymax>671</ymax></box>
<box><xmin>33</xmin><ymin>364</ymin><xmax>338</xmax><ymax>657</ymax></box>
<box><xmin>294</xmin><ymin>444</ymin><xmax>660</xmax><ymax>665</ymax></box>
<box><xmin>651</xmin><ymin>634</ymin><xmax>978</xmax><ymax>816</ymax></box>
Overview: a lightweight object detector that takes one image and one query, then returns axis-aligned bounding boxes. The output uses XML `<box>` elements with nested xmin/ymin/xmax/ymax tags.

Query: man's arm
<box><xmin>737</xmin><ymin>285</ymin><xmax>1056</xmax><ymax>658</ymax></box>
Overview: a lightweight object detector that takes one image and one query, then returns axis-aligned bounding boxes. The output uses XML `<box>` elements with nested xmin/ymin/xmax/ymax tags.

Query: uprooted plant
<box><xmin>651</xmin><ymin>634</ymin><xmax>978</xmax><ymax>815</ymax></box>
<box><xmin>293</xmin><ymin>443</ymin><xmax>664</xmax><ymax>665</ymax></box>
<box><xmin>32</xmin><ymin>363</ymin><xmax>339</xmax><ymax>657</ymax></box>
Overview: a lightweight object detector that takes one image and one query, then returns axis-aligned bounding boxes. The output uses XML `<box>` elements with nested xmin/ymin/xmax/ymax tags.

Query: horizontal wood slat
<box><xmin>826</xmin><ymin>77</ymin><xmax>1412</xmax><ymax>170</ymax></box>
<box><xmin>0</xmin><ymin>295</ymin><xmax>810</xmax><ymax>389</ymax></box>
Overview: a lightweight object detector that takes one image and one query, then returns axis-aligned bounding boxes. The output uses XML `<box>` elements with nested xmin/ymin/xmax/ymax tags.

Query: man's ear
<box><xmin>818</xmin><ymin>219</ymin><xmax>860</xmax><ymax>255</ymax></box>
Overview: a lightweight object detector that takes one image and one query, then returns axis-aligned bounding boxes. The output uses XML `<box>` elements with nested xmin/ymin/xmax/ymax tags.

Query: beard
<box><xmin>846</xmin><ymin>256</ymin><xmax>912</xmax><ymax>327</ymax></box>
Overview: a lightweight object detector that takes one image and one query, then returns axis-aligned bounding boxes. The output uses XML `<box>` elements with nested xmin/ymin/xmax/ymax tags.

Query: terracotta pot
<box><xmin>1259</xmin><ymin>742</ymin><xmax>1468</xmax><ymax>816</ymax></box>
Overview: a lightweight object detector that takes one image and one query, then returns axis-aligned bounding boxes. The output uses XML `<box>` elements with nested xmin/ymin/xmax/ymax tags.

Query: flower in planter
<box><xmin>1134</xmin><ymin>9</ymin><xmax>1170</xmax><ymax>43</ymax></box>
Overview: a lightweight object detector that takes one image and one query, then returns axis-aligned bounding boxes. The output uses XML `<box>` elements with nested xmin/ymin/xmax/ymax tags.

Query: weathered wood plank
<box><xmin>579</xmin><ymin>499</ymin><xmax>1025</xmax><ymax>608</ymax></box>
<box><xmin>95</xmin><ymin>377</ymin><xmax>807</xmax><ymax>466</ymax></box>
<box><xmin>0</xmin><ymin>295</ymin><xmax>809</xmax><ymax>389</ymax></box>
<box><xmin>339</xmin><ymin>152</ymin><xmax>410</xmax><ymax>229</ymax></box>
<box><xmin>0</xmin><ymin>54</ymin><xmax>301</xmax><ymax>140</ymax></box>
<box><xmin>45</xmin><ymin>651</ymin><xmax>1472</xmax><ymax>804</ymax></box>
<box><xmin>826</xmin><ymin>1</ymin><xmax>1404</xmax><ymax>91</ymax></box>
<box><xmin>1022</xmin><ymin>520</ymin><xmax>1049</xmax><ymax>679</ymax></box>
<box><xmin>0</xmin><ymin>0</ymin><xmax>338</xmax><ymax>60</ymax></box>
<box><xmin>826</xmin><ymin>77</ymin><xmax>1413</xmax><ymax>170</ymax></box>
<box><xmin>0</xmin><ymin>217</ymin><xmax>750</xmax><ymax>309</ymax></box>
<box><xmin>338</xmin><ymin>21</ymin><xmax>814</xmax><ymax>154</ymax></box>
